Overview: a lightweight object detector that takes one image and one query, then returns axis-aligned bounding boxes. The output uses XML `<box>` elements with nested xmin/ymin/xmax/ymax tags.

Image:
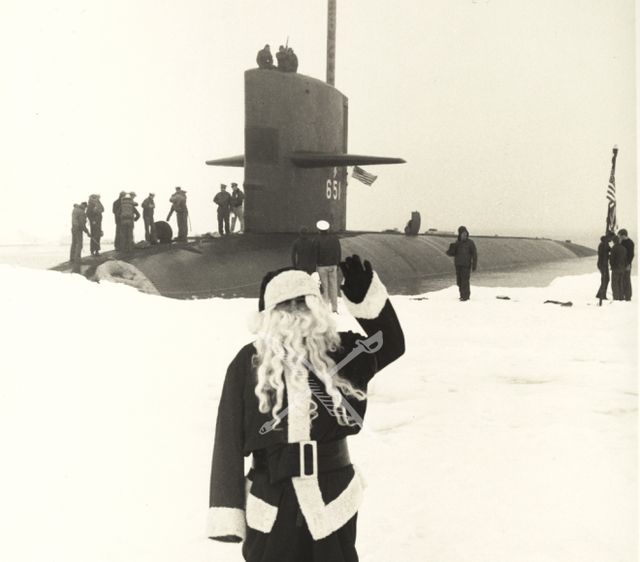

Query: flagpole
<box><xmin>606</xmin><ymin>145</ymin><xmax>619</xmax><ymax>236</ymax></box>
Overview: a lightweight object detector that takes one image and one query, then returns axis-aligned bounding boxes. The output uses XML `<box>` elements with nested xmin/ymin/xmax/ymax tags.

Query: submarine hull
<box><xmin>52</xmin><ymin>233</ymin><xmax>596</xmax><ymax>299</ymax></box>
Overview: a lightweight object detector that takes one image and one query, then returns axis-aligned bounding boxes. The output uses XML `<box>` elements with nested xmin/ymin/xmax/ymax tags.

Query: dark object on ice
<box><xmin>155</xmin><ymin>221</ymin><xmax>173</xmax><ymax>244</ymax></box>
<box><xmin>404</xmin><ymin>211</ymin><xmax>421</xmax><ymax>236</ymax></box>
<box><xmin>496</xmin><ymin>295</ymin><xmax>511</xmax><ymax>300</ymax></box>
<box><xmin>410</xmin><ymin>296</ymin><xmax>428</xmax><ymax>301</ymax></box>
<box><xmin>543</xmin><ymin>300</ymin><xmax>573</xmax><ymax>307</ymax></box>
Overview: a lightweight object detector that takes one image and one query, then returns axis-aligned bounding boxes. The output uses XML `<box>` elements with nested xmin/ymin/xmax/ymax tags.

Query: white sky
<box><xmin>0</xmin><ymin>0</ymin><xmax>636</xmax><ymax>245</ymax></box>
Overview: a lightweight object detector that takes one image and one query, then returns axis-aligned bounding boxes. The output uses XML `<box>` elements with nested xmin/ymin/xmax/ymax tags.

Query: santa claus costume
<box><xmin>207</xmin><ymin>255</ymin><xmax>405</xmax><ymax>561</ymax></box>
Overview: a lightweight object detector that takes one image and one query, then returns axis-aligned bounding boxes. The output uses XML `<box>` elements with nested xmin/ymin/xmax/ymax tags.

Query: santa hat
<box><xmin>258</xmin><ymin>268</ymin><xmax>321</xmax><ymax>311</ymax></box>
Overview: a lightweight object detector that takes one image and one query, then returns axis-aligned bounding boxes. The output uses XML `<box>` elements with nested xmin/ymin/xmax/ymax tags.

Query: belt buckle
<box><xmin>298</xmin><ymin>440</ymin><xmax>317</xmax><ymax>479</ymax></box>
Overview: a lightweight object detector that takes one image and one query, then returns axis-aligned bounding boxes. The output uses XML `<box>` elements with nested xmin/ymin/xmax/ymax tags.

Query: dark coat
<box><xmin>610</xmin><ymin>243</ymin><xmax>628</xmax><ymax>272</ymax></box>
<box><xmin>207</xmin><ymin>273</ymin><xmax>404</xmax><ymax>559</ymax></box>
<box><xmin>446</xmin><ymin>239</ymin><xmax>478</xmax><ymax>269</ymax></box>
<box><xmin>621</xmin><ymin>238</ymin><xmax>635</xmax><ymax>266</ymax></box>
<box><xmin>313</xmin><ymin>234</ymin><xmax>341</xmax><ymax>267</ymax></box>
<box><xmin>141</xmin><ymin>197</ymin><xmax>155</xmax><ymax>219</ymax></box>
<box><xmin>597</xmin><ymin>240</ymin><xmax>611</xmax><ymax>270</ymax></box>
<box><xmin>230</xmin><ymin>189</ymin><xmax>244</xmax><ymax>208</ymax></box>
<box><xmin>214</xmin><ymin>191</ymin><xmax>232</xmax><ymax>211</ymax></box>
<box><xmin>291</xmin><ymin>236</ymin><xmax>316</xmax><ymax>274</ymax></box>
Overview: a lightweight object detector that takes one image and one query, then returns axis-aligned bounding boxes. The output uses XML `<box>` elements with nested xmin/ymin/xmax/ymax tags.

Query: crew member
<box><xmin>256</xmin><ymin>44</ymin><xmax>274</xmax><ymax>69</ymax></box>
<box><xmin>112</xmin><ymin>191</ymin><xmax>126</xmax><ymax>251</ymax></box>
<box><xmin>618</xmin><ymin>228</ymin><xmax>634</xmax><ymax>301</ymax></box>
<box><xmin>230</xmin><ymin>183</ymin><xmax>245</xmax><ymax>233</ymax></box>
<box><xmin>168</xmin><ymin>187</ymin><xmax>189</xmax><ymax>242</ymax></box>
<box><xmin>141</xmin><ymin>193</ymin><xmax>158</xmax><ymax>244</ymax></box>
<box><xmin>70</xmin><ymin>202</ymin><xmax>91</xmax><ymax>273</ymax></box>
<box><xmin>291</xmin><ymin>226</ymin><xmax>316</xmax><ymax>274</ymax></box>
<box><xmin>213</xmin><ymin>184</ymin><xmax>232</xmax><ymax>236</ymax></box>
<box><xmin>446</xmin><ymin>225</ymin><xmax>478</xmax><ymax>301</ymax></box>
<box><xmin>313</xmin><ymin>220</ymin><xmax>341</xmax><ymax>313</ymax></box>
<box><xmin>596</xmin><ymin>235</ymin><xmax>611</xmax><ymax>300</ymax></box>
<box><xmin>609</xmin><ymin>235</ymin><xmax>628</xmax><ymax>301</ymax></box>
<box><xmin>86</xmin><ymin>194</ymin><xmax>104</xmax><ymax>256</ymax></box>
<box><xmin>118</xmin><ymin>192</ymin><xmax>140</xmax><ymax>252</ymax></box>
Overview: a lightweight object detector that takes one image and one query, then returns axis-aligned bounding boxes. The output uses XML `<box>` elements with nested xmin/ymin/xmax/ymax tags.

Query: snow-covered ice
<box><xmin>0</xmin><ymin>265</ymin><xmax>636</xmax><ymax>562</ymax></box>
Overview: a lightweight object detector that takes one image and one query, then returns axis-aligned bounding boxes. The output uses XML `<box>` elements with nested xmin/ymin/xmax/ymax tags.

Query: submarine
<box><xmin>52</xmin><ymin>1</ymin><xmax>595</xmax><ymax>298</ymax></box>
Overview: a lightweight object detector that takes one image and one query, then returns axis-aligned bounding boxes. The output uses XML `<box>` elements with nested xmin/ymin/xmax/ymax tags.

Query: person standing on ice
<box><xmin>112</xmin><ymin>191</ymin><xmax>126</xmax><ymax>251</ymax></box>
<box><xmin>313</xmin><ymin>220</ymin><xmax>341</xmax><ymax>313</ymax></box>
<box><xmin>617</xmin><ymin>229</ymin><xmax>634</xmax><ymax>301</ymax></box>
<box><xmin>207</xmin><ymin>255</ymin><xmax>404</xmax><ymax>561</ymax></box>
<box><xmin>446</xmin><ymin>225</ymin><xmax>478</xmax><ymax>301</ymax></box>
<box><xmin>609</xmin><ymin>235</ymin><xmax>628</xmax><ymax>301</ymax></box>
<box><xmin>595</xmin><ymin>235</ymin><xmax>611</xmax><ymax>300</ymax></box>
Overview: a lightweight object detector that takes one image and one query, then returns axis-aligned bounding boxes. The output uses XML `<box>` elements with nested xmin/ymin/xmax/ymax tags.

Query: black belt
<box><xmin>252</xmin><ymin>438</ymin><xmax>350</xmax><ymax>484</ymax></box>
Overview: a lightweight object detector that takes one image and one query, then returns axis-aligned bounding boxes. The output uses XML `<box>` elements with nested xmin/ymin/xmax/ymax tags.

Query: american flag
<box><xmin>352</xmin><ymin>166</ymin><xmax>377</xmax><ymax>186</ymax></box>
<box><xmin>606</xmin><ymin>146</ymin><xmax>618</xmax><ymax>235</ymax></box>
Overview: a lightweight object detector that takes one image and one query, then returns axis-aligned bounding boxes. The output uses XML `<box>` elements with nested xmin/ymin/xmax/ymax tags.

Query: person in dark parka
<box><xmin>207</xmin><ymin>255</ymin><xmax>405</xmax><ymax>562</ymax></box>
<box><xmin>609</xmin><ymin>235</ymin><xmax>628</xmax><ymax>301</ymax></box>
<box><xmin>86</xmin><ymin>194</ymin><xmax>104</xmax><ymax>256</ymax></box>
<box><xmin>618</xmin><ymin>229</ymin><xmax>634</xmax><ymax>301</ymax></box>
<box><xmin>118</xmin><ymin>192</ymin><xmax>140</xmax><ymax>253</ymax></box>
<box><xmin>291</xmin><ymin>227</ymin><xmax>316</xmax><ymax>274</ymax></box>
<box><xmin>595</xmin><ymin>235</ymin><xmax>611</xmax><ymax>300</ymax></box>
<box><xmin>446</xmin><ymin>225</ymin><xmax>478</xmax><ymax>301</ymax></box>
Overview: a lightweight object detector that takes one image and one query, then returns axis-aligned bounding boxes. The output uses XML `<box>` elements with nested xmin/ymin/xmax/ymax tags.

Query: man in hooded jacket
<box><xmin>86</xmin><ymin>194</ymin><xmax>104</xmax><ymax>256</ymax></box>
<box><xmin>446</xmin><ymin>225</ymin><xmax>478</xmax><ymax>301</ymax></box>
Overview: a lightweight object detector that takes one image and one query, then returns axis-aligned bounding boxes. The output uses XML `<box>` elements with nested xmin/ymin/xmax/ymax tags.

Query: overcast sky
<box><xmin>0</xmin><ymin>0</ymin><xmax>636</xmax><ymax>246</ymax></box>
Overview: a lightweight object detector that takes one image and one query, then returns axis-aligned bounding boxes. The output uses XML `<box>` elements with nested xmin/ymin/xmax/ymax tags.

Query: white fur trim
<box><xmin>285</xmin><ymin>369</ymin><xmax>365</xmax><ymax>540</ymax></box>
<box><xmin>292</xmin><ymin>466</ymin><xmax>366</xmax><ymax>540</ymax></box>
<box><xmin>206</xmin><ymin>507</ymin><xmax>246</xmax><ymax>541</ymax></box>
<box><xmin>264</xmin><ymin>270</ymin><xmax>322</xmax><ymax>310</ymax></box>
<box><xmin>342</xmin><ymin>272</ymin><xmax>388</xmax><ymax>319</ymax></box>
<box><xmin>284</xmin><ymin>369</ymin><xmax>312</xmax><ymax>442</ymax></box>
<box><xmin>246</xmin><ymin>493</ymin><xmax>279</xmax><ymax>533</ymax></box>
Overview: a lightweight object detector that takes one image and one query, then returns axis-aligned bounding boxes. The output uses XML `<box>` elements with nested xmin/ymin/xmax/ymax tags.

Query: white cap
<box><xmin>316</xmin><ymin>220</ymin><xmax>330</xmax><ymax>231</ymax></box>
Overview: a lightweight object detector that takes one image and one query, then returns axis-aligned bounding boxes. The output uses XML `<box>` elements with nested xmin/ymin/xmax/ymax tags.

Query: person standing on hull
<box><xmin>141</xmin><ymin>193</ymin><xmax>158</xmax><ymax>244</ymax></box>
<box><xmin>291</xmin><ymin>226</ymin><xmax>316</xmax><ymax>274</ymax></box>
<box><xmin>112</xmin><ymin>191</ymin><xmax>126</xmax><ymax>251</ymax></box>
<box><xmin>313</xmin><ymin>220</ymin><xmax>341</xmax><ymax>313</ymax></box>
<box><xmin>207</xmin><ymin>255</ymin><xmax>405</xmax><ymax>562</ymax></box>
<box><xmin>86</xmin><ymin>194</ymin><xmax>104</xmax><ymax>256</ymax></box>
<box><xmin>70</xmin><ymin>202</ymin><xmax>91</xmax><ymax>273</ymax></box>
<box><xmin>595</xmin><ymin>235</ymin><xmax>611</xmax><ymax>300</ymax></box>
<box><xmin>609</xmin><ymin>235</ymin><xmax>628</xmax><ymax>301</ymax></box>
<box><xmin>446</xmin><ymin>225</ymin><xmax>478</xmax><ymax>301</ymax></box>
<box><xmin>230</xmin><ymin>183</ymin><xmax>245</xmax><ymax>233</ymax></box>
<box><xmin>118</xmin><ymin>192</ymin><xmax>140</xmax><ymax>253</ymax></box>
<box><xmin>618</xmin><ymin>229</ymin><xmax>634</xmax><ymax>301</ymax></box>
<box><xmin>213</xmin><ymin>183</ymin><xmax>232</xmax><ymax>236</ymax></box>
<box><xmin>169</xmin><ymin>187</ymin><xmax>189</xmax><ymax>242</ymax></box>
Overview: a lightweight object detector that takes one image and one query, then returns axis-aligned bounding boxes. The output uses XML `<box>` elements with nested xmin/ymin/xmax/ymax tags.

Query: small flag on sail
<box><xmin>352</xmin><ymin>166</ymin><xmax>378</xmax><ymax>186</ymax></box>
<box><xmin>606</xmin><ymin>145</ymin><xmax>618</xmax><ymax>235</ymax></box>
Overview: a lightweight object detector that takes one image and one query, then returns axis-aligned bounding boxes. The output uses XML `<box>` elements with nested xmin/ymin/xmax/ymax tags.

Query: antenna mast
<box><xmin>326</xmin><ymin>0</ymin><xmax>337</xmax><ymax>85</ymax></box>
